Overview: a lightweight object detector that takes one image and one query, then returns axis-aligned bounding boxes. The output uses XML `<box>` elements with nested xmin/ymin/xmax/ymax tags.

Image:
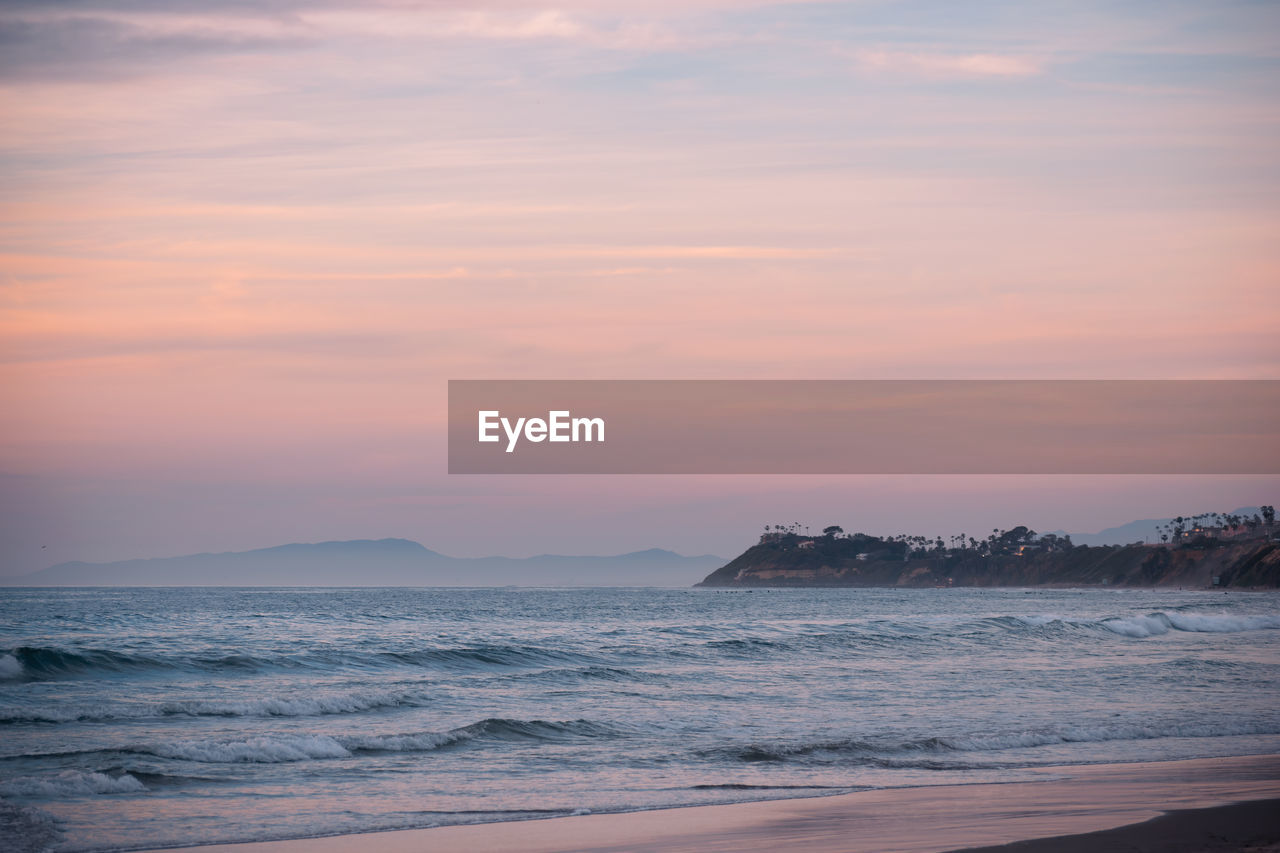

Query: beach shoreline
<box><xmin>945</xmin><ymin>796</ymin><xmax>1280</xmax><ymax>852</ymax></box>
<box><xmin>144</xmin><ymin>753</ymin><xmax>1280</xmax><ymax>853</ymax></box>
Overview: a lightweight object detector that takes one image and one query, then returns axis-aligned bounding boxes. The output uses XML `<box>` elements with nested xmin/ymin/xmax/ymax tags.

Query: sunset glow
<box><xmin>2</xmin><ymin>1</ymin><xmax>1278</xmax><ymax>566</ymax></box>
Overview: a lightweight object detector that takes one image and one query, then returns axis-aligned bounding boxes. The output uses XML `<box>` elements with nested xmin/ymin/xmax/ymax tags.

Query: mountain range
<box><xmin>4</xmin><ymin>539</ymin><xmax>725</xmax><ymax>587</ymax></box>
<box><xmin>6</xmin><ymin>508</ymin><xmax>1267</xmax><ymax>587</ymax></box>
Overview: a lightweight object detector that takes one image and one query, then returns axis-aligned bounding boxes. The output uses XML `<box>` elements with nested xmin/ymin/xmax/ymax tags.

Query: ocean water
<box><xmin>2</xmin><ymin>586</ymin><xmax>1279</xmax><ymax>852</ymax></box>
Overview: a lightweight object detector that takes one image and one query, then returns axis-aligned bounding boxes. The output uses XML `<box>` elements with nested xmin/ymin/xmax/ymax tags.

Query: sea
<box><xmin>2</xmin><ymin>586</ymin><xmax>1279</xmax><ymax>852</ymax></box>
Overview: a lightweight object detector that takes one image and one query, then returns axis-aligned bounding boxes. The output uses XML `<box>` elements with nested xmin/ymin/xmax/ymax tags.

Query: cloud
<box><xmin>0</xmin><ymin>4</ymin><xmax>712</xmax><ymax>80</ymax></box>
<box><xmin>857</xmin><ymin>49</ymin><xmax>1041</xmax><ymax>78</ymax></box>
<box><xmin>300</xmin><ymin>8</ymin><xmax>707</xmax><ymax>52</ymax></box>
<box><xmin>564</xmin><ymin>245</ymin><xmax>840</xmax><ymax>260</ymax></box>
<box><xmin>445</xmin><ymin>10</ymin><xmax>585</xmax><ymax>40</ymax></box>
<box><xmin>0</xmin><ymin>14</ymin><xmax>313</xmax><ymax>79</ymax></box>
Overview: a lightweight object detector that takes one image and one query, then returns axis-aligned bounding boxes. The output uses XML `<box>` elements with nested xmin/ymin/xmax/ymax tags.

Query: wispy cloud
<box><xmin>0</xmin><ymin>14</ymin><xmax>314</xmax><ymax>79</ymax></box>
<box><xmin>3</xmin><ymin>0</ymin><xmax>1278</xmax><ymax>564</ymax></box>
<box><xmin>301</xmin><ymin>8</ymin><xmax>711</xmax><ymax>52</ymax></box>
<box><xmin>564</xmin><ymin>245</ymin><xmax>840</xmax><ymax>260</ymax></box>
<box><xmin>856</xmin><ymin>49</ymin><xmax>1041</xmax><ymax>78</ymax></box>
<box><xmin>0</xmin><ymin>4</ymin><xmax>717</xmax><ymax>80</ymax></box>
<box><xmin>298</xmin><ymin>9</ymin><xmax>587</xmax><ymax>42</ymax></box>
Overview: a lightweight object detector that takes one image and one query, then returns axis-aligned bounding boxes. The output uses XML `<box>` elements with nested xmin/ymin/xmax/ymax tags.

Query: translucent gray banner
<box><xmin>448</xmin><ymin>380</ymin><xmax>1280</xmax><ymax>474</ymax></box>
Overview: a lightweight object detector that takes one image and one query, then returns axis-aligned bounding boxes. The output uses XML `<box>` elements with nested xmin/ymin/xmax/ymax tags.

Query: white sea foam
<box><xmin>146</xmin><ymin>735</ymin><xmax>352</xmax><ymax>763</ymax></box>
<box><xmin>1165</xmin><ymin>612</ymin><xmax>1280</xmax><ymax>632</ymax></box>
<box><xmin>157</xmin><ymin>689</ymin><xmax>424</xmax><ymax>719</ymax></box>
<box><xmin>0</xmin><ymin>770</ymin><xmax>145</xmax><ymax>798</ymax></box>
<box><xmin>139</xmin><ymin>729</ymin><xmax>472</xmax><ymax>763</ymax></box>
<box><xmin>941</xmin><ymin>719</ymin><xmax>1280</xmax><ymax>752</ymax></box>
<box><xmin>1099</xmin><ymin>614</ymin><xmax>1173</xmax><ymax>637</ymax></box>
<box><xmin>0</xmin><ymin>705</ymin><xmax>83</xmax><ymax>724</ymax></box>
<box><xmin>0</xmin><ymin>688</ymin><xmax>428</xmax><ymax>724</ymax></box>
<box><xmin>740</xmin><ymin>719</ymin><xmax>1280</xmax><ymax>764</ymax></box>
<box><xmin>340</xmin><ymin>731</ymin><xmax>467</xmax><ymax>752</ymax></box>
<box><xmin>1099</xmin><ymin>611</ymin><xmax>1280</xmax><ymax>637</ymax></box>
<box><xmin>6</xmin><ymin>587</ymin><xmax>1279</xmax><ymax>853</ymax></box>
<box><xmin>0</xmin><ymin>654</ymin><xmax>22</xmax><ymax>681</ymax></box>
<box><xmin>1012</xmin><ymin>614</ymin><xmax>1060</xmax><ymax>627</ymax></box>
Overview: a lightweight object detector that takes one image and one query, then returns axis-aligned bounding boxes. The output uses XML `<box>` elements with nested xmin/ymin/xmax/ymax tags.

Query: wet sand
<box><xmin>948</xmin><ymin>796</ymin><xmax>1280</xmax><ymax>852</ymax></box>
<box><xmin>149</xmin><ymin>754</ymin><xmax>1280</xmax><ymax>853</ymax></box>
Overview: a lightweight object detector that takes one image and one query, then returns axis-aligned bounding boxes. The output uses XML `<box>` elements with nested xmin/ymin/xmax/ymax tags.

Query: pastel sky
<box><xmin>2</xmin><ymin>0</ymin><xmax>1278</xmax><ymax>572</ymax></box>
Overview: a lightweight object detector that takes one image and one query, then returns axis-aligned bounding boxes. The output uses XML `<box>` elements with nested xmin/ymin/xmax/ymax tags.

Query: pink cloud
<box><xmin>857</xmin><ymin>50</ymin><xmax>1041</xmax><ymax>78</ymax></box>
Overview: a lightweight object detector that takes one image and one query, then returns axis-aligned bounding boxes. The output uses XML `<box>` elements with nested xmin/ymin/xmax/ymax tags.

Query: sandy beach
<box><xmin>147</xmin><ymin>753</ymin><xmax>1280</xmax><ymax>853</ymax></box>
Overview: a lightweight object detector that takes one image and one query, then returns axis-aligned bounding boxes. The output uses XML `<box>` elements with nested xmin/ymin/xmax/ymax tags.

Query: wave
<box><xmin>689</xmin><ymin>783</ymin><xmax>844</xmax><ymax>790</ymax></box>
<box><xmin>8</xmin><ymin>718</ymin><xmax>624</xmax><ymax>765</ymax></box>
<box><xmin>512</xmin><ymin>665</ymin><xmax>665</xmax><ymax>685</ymax></box>
<box><xmin>0</xmin><ymin>647</ymin><xmax>170</xmax><ymax>681</ymax></box>
<box><xmin>8</xmin><ymin>611</ymin><xmax>1270</xmax><ymax>685</ymax></box>
<box><xmin>672</xmin><ymin>610</ymin><xmax>1280</xmax><ymax>660</ymax></box>
<box><xmin>942</xmin><ymin>611</ymin><xmax>1280</xmax><ymax>640</ymax></box>
<box><xmin>0</xmin><ymin>686</ymin><xmax>436</xmax><ymax>724</ymax></box>
<box><xmin>154</xmin><ymin>689</ymin><xmax>431</xmax><ymax>719</ymax></box>
<box><xmin>0</xmin><ymin>642</ymin><xmax>597</xmax><ymax>682</ymax></box>
<box><xmin>140</xmin><ymin>734</ymin><xmax>356</xmax><ymax>763</ymax></box>
<box><xmin>112</xmin><ymin>769</ymin><xmax>216</xmax><ymax>788</ymax></box>
<box><xmin>447</xmin><ymin>717</ymin><xmax>620</xmax><ymax>742</ymax></box>
<box><xmin>0</xmin><ymin>770</ymin><xmax>144</xmax><ymax>798</ymax></box>
<box><xmin>719</xmin><ymin>718</ymin><xmax>1280</xmax><ymax>765</ymax></box>
<box><xmin>142</xmin><ymin>718</ymin><xmax>615</xmax><ymax>763</ymax></box>
<box><xmin>1097</xmin><ymin>612</ymin><xmax>1280</xmax><ymax>638</ymax></box>
<box><xmin>375</xmin><ymin>645</ymin><xmax>594</xmax><ymax>670</ymax></box>
<box><xmin>704</xmin><ymin>638</ymin><xmax>783</xmax><ymax>652</ymax></box>
<box><xmin>0</xmin><ymin>654</ymin><xmax>22</xmax><ymax>681</ymax></box>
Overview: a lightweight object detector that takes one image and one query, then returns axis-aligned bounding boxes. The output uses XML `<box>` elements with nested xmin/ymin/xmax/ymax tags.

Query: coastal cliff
<box><xmin>697</xmin><ymin>526</ymin><xmax>1280</xmax><ymax>589</ymax></box>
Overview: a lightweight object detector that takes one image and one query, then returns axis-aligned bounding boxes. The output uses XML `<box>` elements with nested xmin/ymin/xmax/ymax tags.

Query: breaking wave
<box><xmin>0</xmin><ymin>687</ymin><xmax>435</xmax><ymax>724</ymax></box>
<box><xmin>0</xmin><ymin>643</ymin><xmax>596</xmax><ymax>682</ymax></box>
<box><xmin>673</xmin><ymin>610</ymin><xmax>1280</xmax><ymax>657</ymax></box>
<box><xmin>0</xmin><ymin>770</ymin><xmax>145</xmax><ymax>798</ymax></box>
<box><xmin>0</xmin><ymin>654</ymin><xmax>22</xmax><ymax>681</ymax></box>
<box><xmin>1096</xmin><ymin>612</ymin><xmax>1280</xmax><ymax>638</ymax></box>
<box><xmin>4</xmin><ymin>587</ymin><xmax>1279</xmax><ymax>852</ymax></box>
<box><xmin>3</xmin><ymin>718</ymin><xmax>624</xmax><ymax>765</ymax></box>
<box><xmin>0</xmin><ymin>647</ymin><xmax>168</xmax><ymax>681</ymax></box>
<box><xmin>720</xmin><ymin>719</ymin><xmax>1280</xmax><ymax>765</ymax></box>
<box><xmin>140</xmin><ymin>718</ymin><xmax>615</xmax><ymax>763</ymax></box>
<box><xmin>4</xmin><ymin>611</ymin><xmax>1273</xmax><ymax>686</ymax></box>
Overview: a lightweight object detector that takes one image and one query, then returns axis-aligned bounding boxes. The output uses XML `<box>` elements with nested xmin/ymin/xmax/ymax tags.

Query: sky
<box><xmin>1</xmin><ymin>0</ymin><xmax>1278</xmax><ymax>573</ymax></box>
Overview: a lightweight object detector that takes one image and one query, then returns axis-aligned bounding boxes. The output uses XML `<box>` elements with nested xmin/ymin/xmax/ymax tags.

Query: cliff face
<box><xmin>696</xmin><ymin>536</ymin><xmax>1280</xmax><ymax>589</ymax></box>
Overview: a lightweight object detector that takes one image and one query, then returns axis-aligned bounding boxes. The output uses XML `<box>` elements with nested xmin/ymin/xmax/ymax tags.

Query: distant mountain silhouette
<box><xmin>7</xmin><ymin>539</ymin><xmax>725</xmax><ymax>587</ymax></box>
<box><xmin>1053</xmin><ymin>506</ymin><xmax>1262</xmax><ymax>546</ymax></box>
